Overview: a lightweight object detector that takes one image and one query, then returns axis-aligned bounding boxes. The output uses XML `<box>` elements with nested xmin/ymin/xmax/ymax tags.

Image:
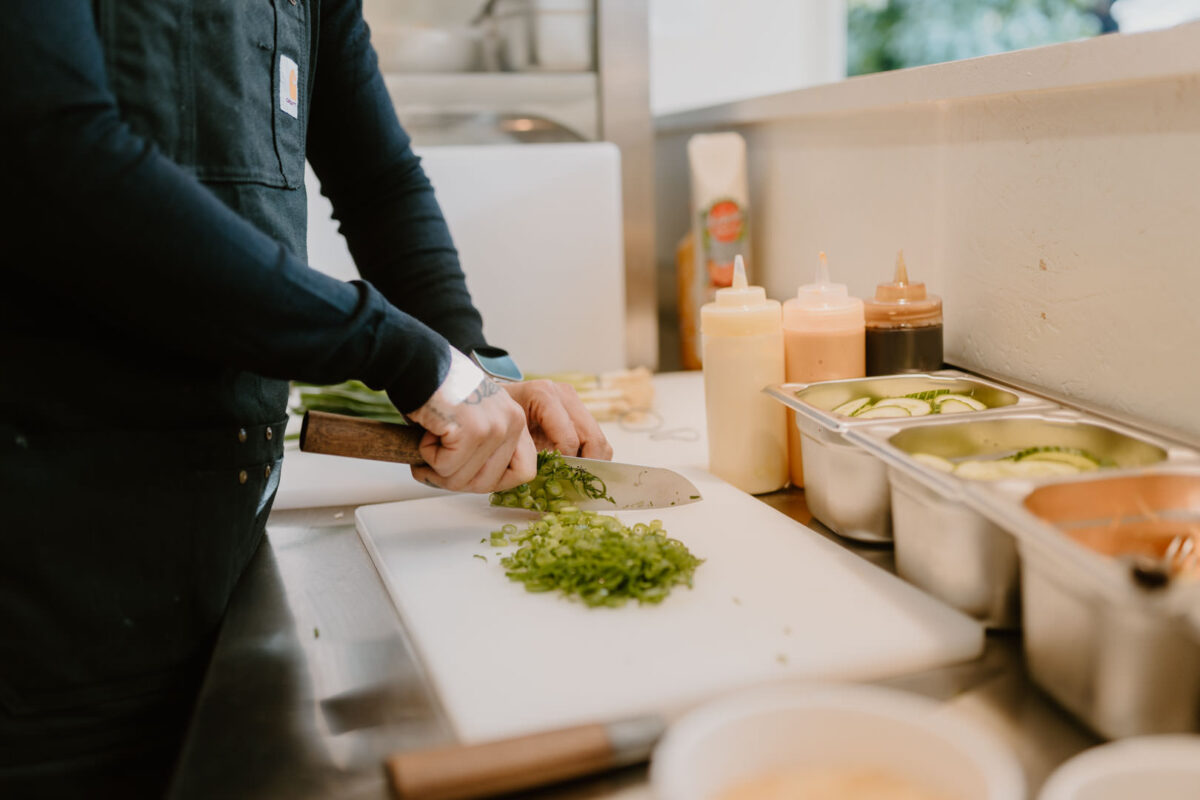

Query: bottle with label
<box><xmin>864</xmin><ymin>251</ymin><xmax>943</xmax><ymax>375</ymax></box>
<box><xmin>683</xmin><ymin>132</ymin><xmax>750</xmax><ymax>369</ymax></box>
<box><xmin>782</xmin><ymin>252</ymin><xmax>865</xmax><ymax>487</ymax></box>
<box><xmin>701</xmin><ymin>255</ymin><xmax>788</xmax><ymax>495</ymax></box>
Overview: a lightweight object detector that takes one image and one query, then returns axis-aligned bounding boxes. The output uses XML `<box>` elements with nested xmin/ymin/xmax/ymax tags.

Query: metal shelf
<box><xmin>384</xmin><ymin>73</ymin><xmax>598</xmax><ymax>140</ymax></box>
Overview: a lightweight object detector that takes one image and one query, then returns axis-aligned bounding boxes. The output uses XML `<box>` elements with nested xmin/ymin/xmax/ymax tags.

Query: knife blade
<box><xmin>299</xmin><ymin>410</ymin><xmax>702</xmax><ymax>511</ymax></box>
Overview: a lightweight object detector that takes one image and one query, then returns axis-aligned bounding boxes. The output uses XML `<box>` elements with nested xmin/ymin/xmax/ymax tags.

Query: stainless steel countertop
<box><xmin>169</xmin><ymin>490</ymin><xmax>1100</xmax><ymax>799</ymax></box>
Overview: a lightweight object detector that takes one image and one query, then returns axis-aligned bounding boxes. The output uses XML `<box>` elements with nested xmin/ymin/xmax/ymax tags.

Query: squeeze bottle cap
<box><xmin>864</xmin><ymin>250</ymin><xmax>942</xmax><ymax>328</ymax></box>
<box><xmin>701</xmin><ymin>255</ymin><xmax>781</xmax><ymax>337</ymax></box>
<box><xmin>784</xmin><ymin>252</ymin><xmax>865</xmax><ymax>333</ymax></box>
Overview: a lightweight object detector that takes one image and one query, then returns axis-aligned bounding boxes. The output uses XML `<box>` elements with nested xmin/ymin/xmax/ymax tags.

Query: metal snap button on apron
<box><xmin>238</xmin><ymin>428</ymin><xmax>248</xmax><ymax>443</ymax></box>
<box><xmin>265</xmin><ymin>426</ymin><xmax>273</xmax><ymax>441</ymax></box>
<box><xmin>238</xmin><ymin>469</ymin><xmax>248</xmax><ymax>485</ymax></box>
<box><xmin>264</xmin><ymin>464</ymin><xmax>272</xmax><ymax>479</ymax></box>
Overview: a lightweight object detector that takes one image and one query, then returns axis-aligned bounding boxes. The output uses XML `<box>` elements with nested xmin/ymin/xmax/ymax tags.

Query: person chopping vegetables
<box><xmin>0</xmin><ymin>1</ymin><xmax>612</xmax><ymax>795</ymax></box>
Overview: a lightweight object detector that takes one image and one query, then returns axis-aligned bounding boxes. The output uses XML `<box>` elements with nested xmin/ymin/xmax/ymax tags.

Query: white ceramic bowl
<box><xmin>1039</xmin><ymin>735</ymin><xmax>1200</xmax><ymax>800</ymax></box>
<box><xmin>651</xmin><ymin>683</ymin><xmax>1026</xmax><ymax>800</ymax></box>
<box><xmin>374</xmin><ymin>24</ymin><xmax>481</xmax><ymax>73</ymax></box>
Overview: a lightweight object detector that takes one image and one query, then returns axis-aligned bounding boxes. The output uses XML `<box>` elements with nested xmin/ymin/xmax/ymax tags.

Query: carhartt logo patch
<box><xmin>279</xmin><ymin>54</ymin><xmax>299</xmax><ymax>118</ymax></box>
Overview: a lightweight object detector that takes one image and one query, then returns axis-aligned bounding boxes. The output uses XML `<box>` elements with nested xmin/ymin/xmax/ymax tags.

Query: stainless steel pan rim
<box><xmin>972</xmin><ymin>465</ymin><xmax>1200</xmax><ymax>624</ymax></box>
<box><xmin>763</xmin><ymin>369</ymin><xmax>1056</xmax><ymax>437</ymax></box>
<box><xmin>846</xmin><ymin>408</ymin><xmax>1196</xmax><ymax>504</ymax></box>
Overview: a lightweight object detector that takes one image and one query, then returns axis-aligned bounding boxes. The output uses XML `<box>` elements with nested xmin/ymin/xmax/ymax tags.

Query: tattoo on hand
<box><xmin>463</xmin><ymin>378</ymin><xmax>501</xmax><ymax>406</ymax></box>
<box><xmin>424</xmin><ymin>403</ymin><xmax>455</xmax><ymax>426</ymax></box>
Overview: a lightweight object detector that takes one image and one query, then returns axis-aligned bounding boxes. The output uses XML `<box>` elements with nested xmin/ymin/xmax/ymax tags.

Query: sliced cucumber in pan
<box><xmin>1013</xmin><ymin>446</ymin><xmax>1101</xmax><ymax>471</ymax></box>
<box><xmin>855</xmin><ymin>405</ymin><xmax>912</xmax><ymax>419</ymax></box>
<box><xmin>872</xmin><ymin>397</ymin><xmax>933</xmax><ymax>416</ymax></box>
<box><xmin>911</xmin><ymin>453</ymin><xmax>955</xmax><ymax>472</ymax></box>
<box><xmin>1005</xmin><ymin>459</ymin><xmax>1085</xmax><ymax>477</ymax></box>
<box><xmin>936</xmin><ymin>398</ymin><xmax>976</xmax><ymax>414</ymax></box>
<box><xmin>952</xmin><ymin>459</ymin><xmax>1021</xmax><ymax>481</ymax></box>
<box><xmin>831</xmin><ymin>397</ymin><xmax>873</xmax><ymax>417</ymax></box>
<box><xmin>933</xmin><ymin>393</ymin><xmax>987</xmax><ymax>411</ymax></box>
<box><xmin>904</xmin><ymin>389</ymin><xmax>951</xmax><ymax>402</ymax></box>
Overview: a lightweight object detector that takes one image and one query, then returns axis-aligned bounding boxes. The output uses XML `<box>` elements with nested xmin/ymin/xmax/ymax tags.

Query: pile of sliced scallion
<box><xmin>488</xmin><ymin>509</ymin><xmax>702</xmax><ymax>607</ymax></box>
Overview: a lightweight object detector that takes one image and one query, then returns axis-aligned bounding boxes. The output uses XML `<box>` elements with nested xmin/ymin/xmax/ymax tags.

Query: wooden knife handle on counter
<box><xmin>385</xmin><ymin>716</ymin><xmax>664</xmax><ymax>800</ymax></box>
<box><xmin>299</xmin><ymin>410</ymin><xmax>427</xmax><ymax>465</ymax></box>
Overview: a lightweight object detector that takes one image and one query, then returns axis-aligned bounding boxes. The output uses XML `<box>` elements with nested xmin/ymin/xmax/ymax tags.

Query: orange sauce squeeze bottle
<box><xmin>782</xmin><ymin>252</ymin><xmax>865</xmax><ymax>487</ymax></box>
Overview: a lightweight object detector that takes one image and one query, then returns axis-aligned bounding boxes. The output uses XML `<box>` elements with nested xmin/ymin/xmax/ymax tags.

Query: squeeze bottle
<box><xmin>782</xmin><ymin>252</ymin><xmax>865</xmax><ymax>487</ymax></box>
<box><xmin>700</xmin><ymin>255</ymin><xmax>787</xmax><ymax>494</ymax></box>
<box><xmin>864</xmin><ymin>251</ymin><xmax>943</xmax><ymax>375</ymax></box>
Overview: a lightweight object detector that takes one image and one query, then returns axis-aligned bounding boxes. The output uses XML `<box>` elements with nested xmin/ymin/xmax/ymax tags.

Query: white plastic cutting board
<box><xmin>273</xmin><ymin>449</ymin><xmax>447</xmax><ymax>510</ymax></box>
<box><xmin>356</xmin><ymin>468</ymin><xmax>984</xmax><ymax>744</ymax></box>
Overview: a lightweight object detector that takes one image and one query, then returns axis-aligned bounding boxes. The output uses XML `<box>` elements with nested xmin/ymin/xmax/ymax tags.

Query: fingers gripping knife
<box><xmin>298</xmin><ymin>411</ymin><xmax>703</xmax><ymax>511</ymax></box>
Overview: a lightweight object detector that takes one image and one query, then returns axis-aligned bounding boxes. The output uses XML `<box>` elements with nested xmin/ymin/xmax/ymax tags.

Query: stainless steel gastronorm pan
<box><xmin>980</xmin><ymin>469</ymin><xmax>1200</xmax><ymax>738</ymax></box>
<box><xmin>764</xmin><ymin>370</ymin><xmax>1055</xmax><ymax>542</ymax></box>
<box><xmin>847</xmin><ymin>410</ymin><xmax>1183</xmax><ymax>627</ymax></box>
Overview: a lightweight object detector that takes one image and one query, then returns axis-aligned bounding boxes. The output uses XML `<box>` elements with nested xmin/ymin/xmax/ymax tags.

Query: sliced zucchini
<box><xmin>831</xmin><ymin>397</ymin><xmax>873</xmax><ymax>417</ymax></box>
<box><xmin>911</xmin><ymin>453</ymin><xmax>955</xmax><ymax>472</ymax></box>
<box><xmin>937</xmin><ymin>398</ymin><xmax>977</xmax><ymax>414</ymax></box>
<box><xmin>933</xmin><ymin>393</ymin><xmax>987</xmax><ymax>412</ymax></box>
<box><xmin>1005</xmin><ymin>460</ymin><xmax>1084</xmax><ymax>478</ymax></box>
<box><xmin>855</xmin><ymin>405</ymin><xmax>912</xmax><ymax>419</ymax></box>
<box><xmin>1013</xmin><ymin>446</ymin><xmax>1101</xmax><ymax>471</ymax></box>
<box><xmin>872</xmin><ymin>397</ymin><xmax>933</xmax><ymax>416</ymax></box>
<box><xmin>953</xmin><ymin>459</ymin><xmax>1022</xmax><ymax>481</ymax></box>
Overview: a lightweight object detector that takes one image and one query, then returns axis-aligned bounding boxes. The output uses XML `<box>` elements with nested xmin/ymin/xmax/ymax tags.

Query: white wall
<box><xmin>650</xmin><ymin>0</ymin><xmax>846</xmax><ymax>116</ymax></box>
<box><xmin>656</xmin><ymin>23</ymin><xmax>1200</xmax><ymax>441</ymax></box>
<box><xmin>307</xmin><ymin>144</ymin><xmax>627</xmax><ymax>375</ymax></box>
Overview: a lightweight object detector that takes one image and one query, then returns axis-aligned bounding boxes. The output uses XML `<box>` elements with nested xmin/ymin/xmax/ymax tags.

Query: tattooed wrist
<box><xmin>463</xmin><ymin>378</ymin><xmax>501</xmax><ymax>406</ymax></box>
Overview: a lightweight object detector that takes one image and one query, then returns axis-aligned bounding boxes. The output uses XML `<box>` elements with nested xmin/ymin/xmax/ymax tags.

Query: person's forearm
<box><xmin>307</xmin><ymin>0</ymin><xmax>487</xmax><ymax>355</ymax></box>
<box><xmin>1</xmin><ymin>0</ymin><xmax>450</xmax><ymax>412</ymax></box>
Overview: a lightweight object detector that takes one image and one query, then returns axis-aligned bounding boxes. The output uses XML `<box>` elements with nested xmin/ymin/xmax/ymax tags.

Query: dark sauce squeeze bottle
<box><xmin>864</xmin><ymin>251</ymin><xmax>943</xmax><ymax>375</ymax></box>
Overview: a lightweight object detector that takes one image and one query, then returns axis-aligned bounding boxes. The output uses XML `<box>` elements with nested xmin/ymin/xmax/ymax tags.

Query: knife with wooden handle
<box><xmin>299</xmin><ymin>411</ymin><xmax>703</xmax><ymax>510</ymax></box>
<box><xmin>385</xmin><ymin>715</ymin><xmax>666</xmax><ymax>800</ymax></box>
<box><xmin>300</xmin><ymin>410</ymin><xmax>426</xmax><ymax>464</ymax></box>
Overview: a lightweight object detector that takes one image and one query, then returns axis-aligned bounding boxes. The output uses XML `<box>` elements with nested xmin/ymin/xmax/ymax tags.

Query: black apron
<box><xmin>1</xmin><ymin>0</ymin><xmax>312</xmax><ymax>785</ymax></box>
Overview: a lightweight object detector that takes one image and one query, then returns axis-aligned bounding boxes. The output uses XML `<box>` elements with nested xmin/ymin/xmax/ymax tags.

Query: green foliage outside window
<box><xmin>848</xmin><ymin>0</ymin><xmax>1104</xmax><ymax>76</ymax></box>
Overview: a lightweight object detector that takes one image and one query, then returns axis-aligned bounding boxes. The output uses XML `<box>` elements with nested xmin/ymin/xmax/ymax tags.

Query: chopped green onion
<box><xmin>903</xmin><ymin>389</ymin><xmax>952</xmax><ymax>402</ymax></box>
<box><xmin>487</xmin><ymin>509</ymin><xmax>702</xmax><ymax>608</ymax></box>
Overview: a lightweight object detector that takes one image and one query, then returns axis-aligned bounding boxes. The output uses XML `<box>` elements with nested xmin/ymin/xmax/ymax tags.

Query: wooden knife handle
<box><xmin>385</xmin><ymin>723</ymin><xmax>615</xmax><ymax>800</ymax></box>
<box><xmin>299</xmin><ymin>410</ymin><xmax>427</xmax><ymax>465</ymax></box>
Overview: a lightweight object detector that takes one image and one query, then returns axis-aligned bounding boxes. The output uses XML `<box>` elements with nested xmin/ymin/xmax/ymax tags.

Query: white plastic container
<box><xmin>701</xmin><ymin>256</ymin><xmax>787</xmax><ymax>495</ymax></box>
<box><xmin>652</xmin><ymin>683</ymin><xmax>1026</xmax><ymax>800</ymax></box>
<box><xmin>493</xmin><ymin>0</ymin><xmax>594</xmax><ymax>72</ymax></box>
<box><xmin>1039</xmin><ymin>735</ymin><xmax>1200</xmax><ymax>800</ymax></box>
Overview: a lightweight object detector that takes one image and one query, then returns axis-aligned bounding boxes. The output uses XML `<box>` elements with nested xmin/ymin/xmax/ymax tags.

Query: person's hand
<box><xmin>503</xmin><ymin>380</ymin><xmax>613</xmax><ymax>460</ymax></box>
<box><xmin>404</xmin><ymin>353</ymin><xmax>537</xmax><ymax>493</ymax></box>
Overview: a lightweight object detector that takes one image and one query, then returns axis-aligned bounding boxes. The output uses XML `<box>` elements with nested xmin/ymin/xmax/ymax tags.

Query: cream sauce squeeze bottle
<box><xmin>700</xmin><ymin>255</ymin><xmax>788</xmax><ymax>494</ymax></box>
